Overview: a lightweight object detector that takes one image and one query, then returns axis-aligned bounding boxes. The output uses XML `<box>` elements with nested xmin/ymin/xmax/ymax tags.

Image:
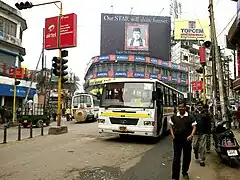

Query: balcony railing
<box><xmin>0</xmin><ymin>31</ymin><xmax>22</xmax><ymax>47</ymax></box>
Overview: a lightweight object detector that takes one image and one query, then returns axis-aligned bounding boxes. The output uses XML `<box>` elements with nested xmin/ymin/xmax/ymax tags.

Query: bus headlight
<box><xmin>98</xmin><ymin>119</ymin><xmax>105</xmax><ymax>123</ymax></box>
<box><xmin>144</xmin><ymin>121</ymin><xmax>155</xmax><ymax>126</ymax></box>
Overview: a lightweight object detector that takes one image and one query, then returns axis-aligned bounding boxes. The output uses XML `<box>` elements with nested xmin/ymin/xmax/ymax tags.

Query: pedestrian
<box><xmin>169</xmin><ymin>101</ymin><xmax>197</xmax><ymax>180</ymax></box>
<box><xmin>193</xmin><ymin>104</ymin><xmax>211</xmax><ymax>166</ymax></box>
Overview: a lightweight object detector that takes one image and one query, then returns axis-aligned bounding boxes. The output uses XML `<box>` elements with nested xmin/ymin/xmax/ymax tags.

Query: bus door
<box><xmin>156</xmin><ymin>83</ymin><xmax>164</xmax><ymax>135</ymax></box>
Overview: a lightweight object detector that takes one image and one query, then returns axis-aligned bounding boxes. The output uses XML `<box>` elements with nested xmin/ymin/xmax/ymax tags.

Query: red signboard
<box><xmin>191</xmin><ymin>81</ymin><xmax>197</xmax><ymax>91</ymax></box>
<box><xmin>197</xmin><ymin>80</ymin><xmax>203</xmax><ymax>91</ymax></box>
<box><xmin>9</xmin><ymin>67</ymin><xmax>25</xmax><ymax>79</ymax></box>
<box><xmin>60</xmin><ymin>13</ymin><xmax>77</xmax><ymax>48</ymax></box>
<box><xmin>44</xmin><ymin>16</ymin><xmax>59</xmax><ymax>49</ymax></box>
<box><xmin>191</xmin><ymin>80</ymin><xmax>202</xmax><ymax>91</ymax></box>
<box><xmin>199</xmin><ymin>46</ymin><xmax>206</xmax><ymax>64</ymax></box>
<box><xmin>44</xmin><ymin>13</ymin><xmax>77</xmax><ymax>50</ymax></box>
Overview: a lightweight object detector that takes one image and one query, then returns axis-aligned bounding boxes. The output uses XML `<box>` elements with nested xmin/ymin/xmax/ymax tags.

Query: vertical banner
<box><xmin>199</xmin><ymin>46</ymin><xmax>206</xmax><ymax>64</ymax></box>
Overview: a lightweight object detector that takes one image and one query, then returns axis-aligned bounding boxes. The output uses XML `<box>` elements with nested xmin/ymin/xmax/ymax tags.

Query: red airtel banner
<box><xmin>44</xmin><ymin>13</ymin><xmax>77</xmax><ymax>50</ymax></box>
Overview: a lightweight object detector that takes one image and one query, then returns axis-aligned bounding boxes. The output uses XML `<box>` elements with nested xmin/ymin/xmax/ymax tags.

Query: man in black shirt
<box><xmin>169</xmin><ymin>101</ymin><xmax>197</xmax><ymax>180</ymax></box>
<box><xmin>193</xmin><ymin>104</ymin><xmax>211</xmax><ymax>167</ymax></box>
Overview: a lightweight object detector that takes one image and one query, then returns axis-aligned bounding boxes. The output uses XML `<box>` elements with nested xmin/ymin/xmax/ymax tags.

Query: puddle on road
<box><xmin>65</xmin><ymin>166</ymin><xmax>122</xmax><ymax>180</ymax></box>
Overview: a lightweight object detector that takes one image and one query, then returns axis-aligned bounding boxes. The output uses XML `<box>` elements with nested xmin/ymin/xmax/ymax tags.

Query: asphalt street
<box><xmin>0</xmin><ymin>120</ymin><xmax>173</xmax><ymax>180</ymax></box>
<box><xmin>1</xmin><ymin>120</ymin><xmax>240</xmax><ymax>180</ymax></box>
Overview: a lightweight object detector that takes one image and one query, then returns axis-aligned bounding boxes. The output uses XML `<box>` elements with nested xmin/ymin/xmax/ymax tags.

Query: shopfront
<box><xmin>0</xmin><ymin>84</ymin><xmax>36</xmax><ymax>107</ymax></box>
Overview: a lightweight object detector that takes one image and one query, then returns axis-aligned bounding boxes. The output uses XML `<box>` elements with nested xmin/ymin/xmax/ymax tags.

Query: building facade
<box><xmin>171</xmin><ymin>41</ymin><xmax>212</xmax><ymax>100</ymax></box>
<box><xmin>0</xmin><ymin>1</ymin><xmax>36</xmax><ymax>107</ymax></box>
<box><xmin>84</xmin><ymin>54</ymin><xmax>189</xmax><ymax>94</ymax></box>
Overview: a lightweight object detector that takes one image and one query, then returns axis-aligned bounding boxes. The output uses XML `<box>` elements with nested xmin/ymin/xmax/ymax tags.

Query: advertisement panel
<box><xmin>0</xmin><ymin>84</ymin><xmax>36</xmax><ymax>97</ymax></box>
<box><xmin>60</xmin><ymin>13</ymin><xmax>77</xmax><ymax>48</ymax></box>
<box><xmin>101</xmin><ymin>13</ymin><xmax>171</xmax><ymax>61</ymax></box>
<box><xmin>174</xmin><ymin>19</ymin><xmax>209</xmax><ymax>40</ymax></box>
<box><xmin>44</xmin><ymin>13</ymin><xmax>77</xmax><ymax>50</ymax></box>
<box><xmin>9</xmin><ymin>67</ymin><xmax>25</xmax><ymax>79</ymax></box>
<box><xmin>44</xmin><ymin>16</ymin><xmax>59</xmax><ymax>49</ymax></box>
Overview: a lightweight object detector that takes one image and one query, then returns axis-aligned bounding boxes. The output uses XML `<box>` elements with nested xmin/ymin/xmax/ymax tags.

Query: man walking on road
<box><xmin>193</xmin><ymin>104</ymin><xmax>211</xmax><ymax>167</ymax></box>
<box><xmin>169</xmin><ymin>101</ymin><xmax>197</xmax><ymax>180</ymax></box>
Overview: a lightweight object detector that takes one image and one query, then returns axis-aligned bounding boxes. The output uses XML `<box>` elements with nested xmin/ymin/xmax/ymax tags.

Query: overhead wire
<box><xmin>216</xmin><ymin>13</ymin><xmax>237</xmax><ymax>37</ymax></box>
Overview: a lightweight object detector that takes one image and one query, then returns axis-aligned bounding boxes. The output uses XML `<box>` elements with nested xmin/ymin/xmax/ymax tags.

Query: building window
<box><xmin>19</xmin><ymin>29</ymin><xmax>23</xmax><ymax>40</ymax></box>
<box><xmin>98</xmin><ymin>64</ymin><xmax>103</xmax><ymax>72</ymax></box>
<box><xmin>168</xmin><ymin>70</ymin><xmax>172</xmax><ymax>76</ymax></box>
<box><xmin>128</xmin><ymin>63</ymin><xmax>133</xmax><ymax>71</ymax></box>
<box><xmin>135</xmin><ymin>64</ymin><xmax>144</xmax><ymax>72</ymax></box>
<box><xmin>172</xmin><ymin>71</ymin><xmax>177</xmax><ymax>78</ymax></box>
<box><xmin>116</xmin><ymin>63</ymin><xmax>126</xmax><ymax>71</ymax></box>
<box><xmin>162</xmin><ymin>69</ymin><xmax>168</xmax><ymax>76</ymax></box>
<box><xmin>0</xmin><ymin>16</ymin><xmax>17</xmax><ymax>37</ymax></box>
<box><xmin>0</xmin><ymin>18</ymin><xmax>3</xmax><ymax>31</ymax></box>
<box><xmin>153</xmin><ymin>67</ymin><xmax>159</xmax><ymax>74</ymax></box>
<box><xmin>146</xmin><ymin>65</ymin><xmax>153</xmax><ymax>73</ymax></box>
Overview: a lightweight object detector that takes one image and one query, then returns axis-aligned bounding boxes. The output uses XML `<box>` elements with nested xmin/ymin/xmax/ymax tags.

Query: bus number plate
<box><xmin>119</xmin><ymin>126</ymin><xmax>127</xmax><ymax>131</ymax></box>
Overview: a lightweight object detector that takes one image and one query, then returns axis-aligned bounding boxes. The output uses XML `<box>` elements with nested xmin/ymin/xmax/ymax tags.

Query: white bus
<box><xmin>71</xmin><ymin>93</ymin><xmax>100</xmax><ymax>122</ymax></box>
<box><xmin>98</xmin><ymin>79</ymin><xmax>184</xmax><ymax>138</ymax></box>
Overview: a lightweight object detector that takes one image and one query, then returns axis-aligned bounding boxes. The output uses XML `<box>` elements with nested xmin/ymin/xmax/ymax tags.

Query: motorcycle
<box><xmin>212</xmin><ymin>121</ymin><xmax>240</xmax><ymax>167</ymax></box>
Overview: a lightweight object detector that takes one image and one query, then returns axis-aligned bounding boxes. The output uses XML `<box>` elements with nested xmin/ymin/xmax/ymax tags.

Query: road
<box><xmin>0</xmin><ymin>120</ymin><xmax>173</xmax><ymax>180</ymax></box>
<box><xmin>0</xmin><ymin>120</ymin><xmax>240</xmax><ymax>180</ymax></box>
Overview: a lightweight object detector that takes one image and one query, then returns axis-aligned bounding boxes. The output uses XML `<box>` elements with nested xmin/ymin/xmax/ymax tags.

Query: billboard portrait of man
<box><xmin>125</xmin><ymin>23</ymin><xmax>149</xmax><ymax>51</ymax></box>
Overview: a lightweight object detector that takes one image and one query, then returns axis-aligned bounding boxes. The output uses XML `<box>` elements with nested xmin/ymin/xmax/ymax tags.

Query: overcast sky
<box><xmin>3</xmin><ymin>0</ymin><xmax>237</xmax><ymax>80</ymax></box>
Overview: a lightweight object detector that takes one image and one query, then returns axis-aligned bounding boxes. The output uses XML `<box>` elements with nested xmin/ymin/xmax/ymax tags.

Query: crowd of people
<box><xmin>170</xmin><ymin>101</ymin><xmax>240</xmax><ymax>180</ymax></box>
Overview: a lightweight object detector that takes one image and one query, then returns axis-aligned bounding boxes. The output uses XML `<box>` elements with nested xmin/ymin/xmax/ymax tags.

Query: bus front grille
<box><xmin>109</xmin><ymin>118</ymin><xmax>139</xmax><ymax>125</ymax></box>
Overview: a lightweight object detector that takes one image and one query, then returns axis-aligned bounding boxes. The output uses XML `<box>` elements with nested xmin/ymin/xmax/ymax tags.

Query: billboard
<box><xmin>101</xmin><ymin>13</ymin><xmax>171</xmax><ymax>61</ymax></box>
<box><xmin>44</xmin><ymin>13</ymin><xmax>77</xmax><ymax>50</ymax></box>
<box><xmin>174</xmin><ymin>19</ymin><xmax>209</xmax><ymax>40</ymax></box>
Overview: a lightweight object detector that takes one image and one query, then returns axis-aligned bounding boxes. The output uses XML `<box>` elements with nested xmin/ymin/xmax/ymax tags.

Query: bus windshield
<box><xmin>72</xmin><ymin>95</ymin><xmax>92</xmax><ymax>108</ymax></box>
<box><xmin>100</xmin><ymin>82</ymin><xmax>154</xmax><ymax>108</ymax></box>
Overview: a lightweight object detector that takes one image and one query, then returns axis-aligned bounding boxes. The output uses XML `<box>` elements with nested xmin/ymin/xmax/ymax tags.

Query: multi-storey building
<box><xmin>0</xmin><ymin>1</ymin><xmax>36</xmax><ymax>107</ymax></box>
<box><xmin>171</xmin><ymin>41</ymin><xmax>212</xmax><ymax>100</ymax></box>
<box><xmin>83</xmin><ymin>54</ymin><xmax>189</xmax><ymax>94</ymax></box>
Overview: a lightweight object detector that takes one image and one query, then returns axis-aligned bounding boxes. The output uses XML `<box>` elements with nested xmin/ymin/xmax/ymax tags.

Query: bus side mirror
<box><xmin>152</xmin><ymin>91</ymin><xmax>157</xmax><ymax>101</ymax></box>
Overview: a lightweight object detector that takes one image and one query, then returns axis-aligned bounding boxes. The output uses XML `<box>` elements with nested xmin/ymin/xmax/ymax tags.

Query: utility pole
<box><xmin>208</xmin><ymin>0</ymin><xmax>228</xmax><ymax>123</ymax></box>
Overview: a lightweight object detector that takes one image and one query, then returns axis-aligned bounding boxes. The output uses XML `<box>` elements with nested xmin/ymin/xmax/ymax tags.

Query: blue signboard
<box><xmin>171</xmin><ymin>63</ymin><xmax>178</xmax><ymax>70</ymax></box>
<box><xmin>150</xmin><ymin>58</ymin><xmax>158</xmax><ymax>65</ymax></box>
<box><xmin>133</xmin><ymin>72</ymin><xmax>144</xmax><ymax>78</ymax></box>
<box><xmin>0</xmin><ymin>84</ymin><xmax>36</xmax><ymax>97</ymax></box>
<box><xmin>150</xmin><ymin>73</ymin><xmax>158</xmax><ymax>79</ymax></box>
<box><xmin>134</xmin><ymin>56</ymin><xmax>146</xmax><ymax>62</ymax></box>
<box><xmin>116</xmin><ymin>55</ymin><xmax>129</xmax><ymax>61</ymax></box>
<box><xmin>161</xmin><ymin>61</ymin><xmax>168</xmax><ymax>67</ymax></box>
<box><xmin>181</xmin><ymin>79</ymin><xmax>186</xmax><ymax>84</ymax></box>
<box><xmin>161</xmin><ymin>75</ymin><xmax>168</xmax><ymax>81</ymax></box>
<box><xmin>96</xmin><ymin>72</ymin><xmax>108</xmax><ymax>78</ymax></box>
<box><xmin>172</xmin><ymin>77</ymin><xmax>178</xmax><ymax>83</ymax></box>
<box><xmin>114</xmin><ymin>71</ymin><xmax>127</xmax><ymax>77</ymax></box>
<box><xmin>98</xmin><ymin>55</ymin><xmax>109</xmax><ymax>62</ymax></box>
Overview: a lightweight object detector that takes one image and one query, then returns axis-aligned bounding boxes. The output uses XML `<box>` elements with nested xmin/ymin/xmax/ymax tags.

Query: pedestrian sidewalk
<box><xmin>185</xmin><ymin>130</ymin><xmax>240</xmax><ymax>180</ymax></box>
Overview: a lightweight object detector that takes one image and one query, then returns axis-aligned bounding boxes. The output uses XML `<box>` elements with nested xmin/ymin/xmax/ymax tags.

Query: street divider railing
<box><xmin>2</xmin><ymin>123</ymin><xmax>45</xmax><ymax>144</ymax></box>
